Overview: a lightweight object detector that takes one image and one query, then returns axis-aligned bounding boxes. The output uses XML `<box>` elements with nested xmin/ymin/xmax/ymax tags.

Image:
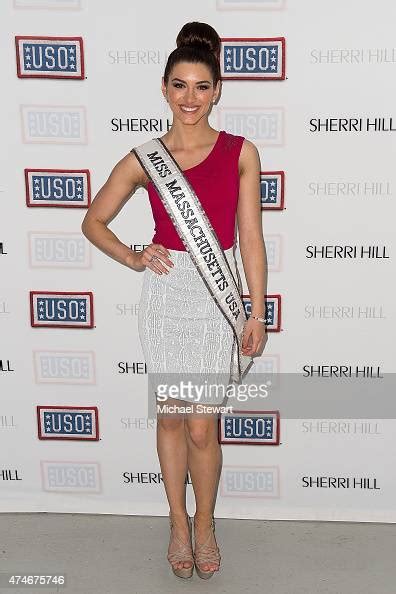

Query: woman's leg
<box><xmin>185</xmin><ymin>411</ymin><xmax>222</xmax><ymax>572</ymax></box>
<box><xmin>156</xmin><ymin>399</ymin><xmax>192</xmax><ymax>570</ymax></box>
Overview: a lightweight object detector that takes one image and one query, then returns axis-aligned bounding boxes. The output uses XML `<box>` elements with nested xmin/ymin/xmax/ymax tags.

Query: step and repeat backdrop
<box><xmin>1</xmin><ymin>0</ymin><xmax>395</xmax><ymax>522</ymax></box>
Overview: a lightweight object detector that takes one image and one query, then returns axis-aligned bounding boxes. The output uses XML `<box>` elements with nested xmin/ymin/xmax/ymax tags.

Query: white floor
<box><xmin>1</xmin><ymin>513</ymin><xmax>395</xmax><ymax>594</ymax></box>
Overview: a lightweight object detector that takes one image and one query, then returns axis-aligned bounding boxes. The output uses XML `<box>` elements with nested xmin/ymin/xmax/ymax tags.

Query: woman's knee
<box><xmin>185</xmin><ymin>419</ymin><xmax>217</xmax><ymax>449</ymax></box>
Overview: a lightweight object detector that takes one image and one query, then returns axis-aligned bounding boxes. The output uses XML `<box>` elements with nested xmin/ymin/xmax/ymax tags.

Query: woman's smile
<box><xmin>179</xmin><ymin>105</ymin><xmax>200</xmax><ymax>114</ymax></box>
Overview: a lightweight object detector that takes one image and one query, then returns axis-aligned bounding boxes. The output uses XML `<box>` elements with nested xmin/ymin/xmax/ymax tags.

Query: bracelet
<box><xmin>250</xmin><ymin>315</ymin><xmax>266</xmax><ymax>323</ymax></box>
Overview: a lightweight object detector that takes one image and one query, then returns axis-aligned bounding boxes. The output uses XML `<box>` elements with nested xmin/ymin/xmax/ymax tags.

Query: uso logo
<box><xmin>242</xmin><ymin>294</ymin><xmax>281</xmax><ymax>332</ymax></box>
<box><xmin>15</xmin><ymin>36</ymin><xmax>84</xmax><ymax>79</ymax></box>
<box><xmin>30</xmin><ymin>291</ymin><xmax>94</xmax><ymax>328</ymax></box>
<box><xmin>216</xmin><ymin>106</ymin><xmax>284</xmax><ymax>147</ymax></box>
<box><xmin>220</xmin><ymin>465</ymin><xmax>280</xmax><ymax>498</ymax></box>
<box><xmin>260</xmin><ymin>172</ymin><xmax>285</xmax><ymax>210</ymax></box>
<box><xmin>41</xmin><ymin>461</ymin><xmax>101</xmax><ymax>493</ymax></box>
<box><xmin>28</xmin><ymin>232</ymin><xmax>91</xmax><ymax>269</ymax></box>
<box><xmin>219</xmin><ymin>411</ymin><xmax>280</xmax><ymax>444</ymax></box>
<box><xmin>37</xmin><ymin>406</ymin><xmax>99</xmax><ymax>440</ymax></box>
<box><xmin>21</xmin><ymin>105</ymin><xmax>87</xmax><ymax>144</ymax></box>
<box><xmin>33</xmin><ymin>350</ymin><xmax>95</xmax><ymax>384</ymax></box>
<box><xmin>220</xmin><ymin>37</ymin><xmax>285</xmax><ymax>80</ymax></box>
<box><xmin>25</xmin><ymin>169</ymin><xmax>91</xmax><ymax>208</ymax></box>
<box><xmin>264</xmin><ymin>235</ymin><xmax>283</xmax><ymax>272</ymax></box>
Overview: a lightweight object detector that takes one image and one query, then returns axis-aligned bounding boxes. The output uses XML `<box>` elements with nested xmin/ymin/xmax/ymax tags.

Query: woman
<box><xmin>81</xmin><ymin>21</ymin><xmax>267</xmax><ymax>580</ymax></box>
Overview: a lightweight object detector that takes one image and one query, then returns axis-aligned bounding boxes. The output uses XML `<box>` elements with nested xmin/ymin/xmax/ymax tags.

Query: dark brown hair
<box><xmin>163</xmin><ymin>22</ymin><xmax>221</xmax><ymax>87</ymax></box>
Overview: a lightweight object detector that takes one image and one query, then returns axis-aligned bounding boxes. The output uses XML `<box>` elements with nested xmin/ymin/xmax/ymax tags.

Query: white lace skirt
<box><xmin>138</xmin><ymin>246</ymin><xmax>238</xmax><ymax>404</ymax></box>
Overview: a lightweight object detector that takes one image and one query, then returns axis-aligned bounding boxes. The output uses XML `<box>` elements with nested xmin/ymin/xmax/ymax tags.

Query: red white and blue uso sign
<box><xmin>30</xmin><ymin>291</ymin><xmax>94</xmax><ymax>328</ymax></box>
<box><xmin>260</xmin><ymin>171</ymin><xmax>285</xmax><ymax>210</ymax></box>
<box><xmin>37</xmin><ymin>406</ymin><xmax>99</xmax><ymax>440</ymax></box>
<box><xmin>25</xmin><ymin>169</ymin><xmax>91</xmax><ymax>208</ymax></box>
<box><xmin>219</xmin><ymin>410</ymin><xmax>280</xmax><ymax>445</ymax></box>
<box><xmin>220</xmin><ymin>37</ymin><xmax>286</xmax><ymax>80</ymax></box>
<box><xmin>15</xmin><ymin>36</ymin><xmax>84</xmax><ymax>79</ymax></box>
<box><xmin>242</xmin><ymin>294</ymin><xmax>282</xmax><ymax>332</ymax></box>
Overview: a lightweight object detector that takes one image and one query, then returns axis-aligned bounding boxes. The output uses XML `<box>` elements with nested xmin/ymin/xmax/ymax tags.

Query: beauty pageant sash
<box><xmin>132</xmin><ymin>137</ymin><xmax>254</xmax><ymax>385</ymax></box>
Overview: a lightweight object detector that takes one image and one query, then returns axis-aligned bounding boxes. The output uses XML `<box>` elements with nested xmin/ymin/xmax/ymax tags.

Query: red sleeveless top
<box><xmin>145</xmin><ymin>130</ymin><xmax>245</xmax><ymax>251</ymax></box>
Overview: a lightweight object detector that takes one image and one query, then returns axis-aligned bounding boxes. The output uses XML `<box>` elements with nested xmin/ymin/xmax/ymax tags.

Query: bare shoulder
<box><xmin>239</xmin><ymin>138</ymin><xmax>260</xmax><ymax>175</ymax></box>
<box><xmin>116</xmin><ymin>150</ymin><xmax>148</xmax><ymax>190</ymax></box>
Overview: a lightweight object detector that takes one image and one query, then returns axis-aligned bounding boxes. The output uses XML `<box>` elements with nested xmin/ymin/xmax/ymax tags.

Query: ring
<box><xmin>149</xmin><ymin>254</ymin><xmax>158</xmax><ymax>262</ymax></box>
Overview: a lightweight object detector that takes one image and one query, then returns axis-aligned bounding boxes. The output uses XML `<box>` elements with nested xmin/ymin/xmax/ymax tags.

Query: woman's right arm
<box><xmin>81</xmin><ymin>152</ymin><xmax>172</xmax><ymax>273</ymax></box>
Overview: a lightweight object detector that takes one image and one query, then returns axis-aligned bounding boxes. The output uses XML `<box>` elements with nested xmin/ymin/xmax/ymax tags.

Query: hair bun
<box><xmin>176</xmin><ymin>22</ymin><xmax>220</xmax><ymax>59</ymax></box>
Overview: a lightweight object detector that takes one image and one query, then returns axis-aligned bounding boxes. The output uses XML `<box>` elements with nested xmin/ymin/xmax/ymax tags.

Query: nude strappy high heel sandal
<box><xmin>167</xmin><ymin>513</ymin><xmax>194</xmax><ymax>579</ymax></box>
<box><xmin>193</xmin><ymin>515</ymin><xmax>221</xmax><ymax>579</ymax></box>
